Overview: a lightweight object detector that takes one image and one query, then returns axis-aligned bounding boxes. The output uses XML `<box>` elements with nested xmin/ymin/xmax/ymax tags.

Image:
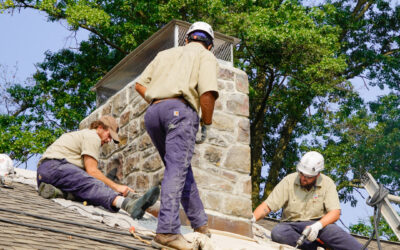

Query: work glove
<box><xmin>306</xmin><ymin>221</ymin><xmax>323</xmax><ymax>242</ymax></box>
<box><xmin>196</xmin><ymin>123</ymin><xmax>211</xmax><ymax>144</ymax></box>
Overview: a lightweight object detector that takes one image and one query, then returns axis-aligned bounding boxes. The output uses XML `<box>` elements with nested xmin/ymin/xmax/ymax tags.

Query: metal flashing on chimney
<box><xmin>92</xmin><ymin>19</ymin><xmax>240</xmax><ymax>107</ymax></box>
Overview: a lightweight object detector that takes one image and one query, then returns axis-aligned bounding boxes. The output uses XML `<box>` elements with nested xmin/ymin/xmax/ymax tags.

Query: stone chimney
<box><xmin>81</xmin><ymin>20</ymin><xmax>252</xmax><ymax>236</ymax></box>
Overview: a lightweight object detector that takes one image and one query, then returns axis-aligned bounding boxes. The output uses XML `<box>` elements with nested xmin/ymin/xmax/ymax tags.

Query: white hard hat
<box><xmin>0</xmin><ymin>154</ymin><xmax>13</xmax><ymax>176</ymax></box>
<box><xmin>296</xmin><ymin>151</ymin><xmax>324</xmax><ymax>176</ymax></box>
<box><xmin>186</xmin><ymin>21</ymin><xmax>214</xmax><ymax>40</ymax></box>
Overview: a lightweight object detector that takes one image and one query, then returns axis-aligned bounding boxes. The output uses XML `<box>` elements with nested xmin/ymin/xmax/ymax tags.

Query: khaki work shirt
<box><xmin>39</xmin><ymin>129</ymin><xmax>101</xmax><ymax>169</ymax></box>
<box><xmin>137</xmin><ymin>42</ymin><xmax>219</xmax><ymax>113</ymax></box>
<box><xmin>265</xmin><ymin>172</ymin><xmax>341</xmax><ymax>222</ymax></box>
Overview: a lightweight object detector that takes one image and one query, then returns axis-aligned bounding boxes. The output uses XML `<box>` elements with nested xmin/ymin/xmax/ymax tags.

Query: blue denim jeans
<box><xmin>271</xmin><ymin>221</ymin><xmax>363</xmax><ymax>250</ymax></box>
<box><xmin>144</xmin><ymin>99</ymin><xmax>208</xmax><ymax>234</ymax></box>
<box><xmin>37</xmin><ymin>159</ymin><xmax>119</xmax><ymax>212</ymax></box>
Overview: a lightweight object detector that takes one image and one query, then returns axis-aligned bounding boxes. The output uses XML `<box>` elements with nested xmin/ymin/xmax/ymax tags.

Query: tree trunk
<box><xmin>250</xmin><ymin>118</ymin><xmax>266</xmax><ymax>208</ymax></box>
<box><xmin>262</xmin><ymin>116</ymin><xmax>298</xmax><ymax>200</ymax></box>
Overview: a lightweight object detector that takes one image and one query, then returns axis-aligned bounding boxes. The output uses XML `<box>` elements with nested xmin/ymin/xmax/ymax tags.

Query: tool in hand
<box><xmin>295</xmin><ymin>226</ymin><xmax>311</xmax><ymax>249</ymax></box>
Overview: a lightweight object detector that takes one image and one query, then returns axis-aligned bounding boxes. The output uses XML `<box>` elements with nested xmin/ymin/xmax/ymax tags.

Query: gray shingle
<box><xmin>0</xmin><ymin>182</ymin><xmax>155</xmax><ymax>249</ymax></box>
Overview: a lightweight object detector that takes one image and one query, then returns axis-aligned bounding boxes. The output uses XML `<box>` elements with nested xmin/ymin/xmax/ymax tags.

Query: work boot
<box><xmin>122</xmin><ymin>186</ymin><xmax>160</xmax><ymax>219</ymax></box>
<box><xmin>194</xmin><ymin>224</ymin><xmax>211</xmax><ymax>238</ymax></box>
<box><xmin>151</xmin><ymin>233</ymin><xmax>192</xmax><ymax>250</ymax></box>
<box><xmin>38</xmin><ymin>182</ymin><xmax>76</xmax><ymax>200</ymax></box>
<box><xmin>38</xmin><ymin>182</ymin><xmax>65</xmax><ymax>199</ymax></box>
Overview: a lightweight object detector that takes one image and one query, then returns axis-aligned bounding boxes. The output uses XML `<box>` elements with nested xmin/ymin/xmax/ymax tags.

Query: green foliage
<box><xmin>0</xmin><ymin>115</ymin><xmax>63</xmax><ymax>163</ymax></box>
<box><xmin>0</xmin><ymin>34</ymin><xmax>119</xmax><ymax>164</ymax></box>
<box><xmin>313</xmin><ymin>93</ymin><xmax>400</xmax><ymax>202</ymax></box>
<box><xmin>350</xmin><ymin>215</ymin><xmax>399</xmax><ymax>242</ymax></box>
<box><xmin>220</xmin><ymin>1</ymin><xmax>348</xmax><ymax>203</ymax></box>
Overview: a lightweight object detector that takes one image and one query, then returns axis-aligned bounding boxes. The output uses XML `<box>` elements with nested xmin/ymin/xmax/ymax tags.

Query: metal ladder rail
<box><xmin>361</xmin><ymin>172</ymin><xmax>400</xmax><ymax>240</ymax></box>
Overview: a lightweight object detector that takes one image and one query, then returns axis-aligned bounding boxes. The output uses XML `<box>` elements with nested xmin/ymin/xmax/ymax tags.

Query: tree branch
<box><xmin>79</xmin><ymin>23</ymin><xmax>128</xmax><ymax>54</ymax></box>
<box><xmin>250</xmin><ymin>72</ymin><xmax>274</xmax><ymax>133</ymax></box>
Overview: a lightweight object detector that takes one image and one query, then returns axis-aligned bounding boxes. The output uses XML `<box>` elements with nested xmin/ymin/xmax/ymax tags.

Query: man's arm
<box><xmin>199</xmin><ymin>91</ymin><xmax>217</xmax><ymax>124</ymax></box>
<box><xmin>319</xmin><ymin>209</ymin><xmax>340</xmax><ymax>227</ymax></box>
<box><xmin>83</xmin><ymin>155</ymin><xmax>134</xmax><ymax>196</ymax></box>
<box><xmin>135</xmin><ymin>83</ymin><xmax>149</xmax><ymax>103</ymax></box>
<box><xmin>253</xmin><ymin>201</ymin><xmax>272</xmax><ymax>222</ymax></box>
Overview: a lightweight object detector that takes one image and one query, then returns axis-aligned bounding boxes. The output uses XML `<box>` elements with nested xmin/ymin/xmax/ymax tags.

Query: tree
<box><xmin>302</xmin><ymin>0</ymin><xmax>400</xmax><ymax>208</ymax></box>
<box><xmin>231</xmin><ymin>0</ymin><xmax>400</xmax><ymax>207</ymax></box>
<box><xmin>350</xmin><ymin>216</ymin><xmax>399</xmax><ymax>242</ymax></box>
<box><xmin>223</xmin><ymin>1</ymin><xmax>347</xmax><ymax>205</ymax></box>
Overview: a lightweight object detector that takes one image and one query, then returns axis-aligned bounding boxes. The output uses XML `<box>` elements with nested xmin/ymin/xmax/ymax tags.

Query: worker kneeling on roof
<box><xmin>252</xmin><ymin>151</ymin><xmax>362</xmax><ymax>250</ymax></box>
<box><xmin>37</xmin><ymin>115</ymin><xmax>160</xmax><ymax>220</ymax></box>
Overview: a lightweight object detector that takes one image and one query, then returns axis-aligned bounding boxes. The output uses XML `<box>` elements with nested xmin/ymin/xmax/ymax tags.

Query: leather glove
<box><xmin>306</xmin><ymin>221</ymin><xmax>323</xmax><ymax>242</ymax></box>
<box><xmin>196</xmin><ymin>123</ymin><xmax>211</xmax><ymax>144</ymax></box>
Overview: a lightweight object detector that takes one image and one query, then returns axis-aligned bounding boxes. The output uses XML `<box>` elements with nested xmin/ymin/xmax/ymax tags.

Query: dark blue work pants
<box><xmin>271</xmin><ymin>221</ymin><xmax>363</xmax><ymax>249</ymax></box>
<box><xmin>144</xmin><ymin>99</ymin><xmax>208</xmax><ymax>234</ymax></box>
<box><xmin>37</xmin><ymin>159</ymin><xmax>119</xmax><ymax>212</ymax></box>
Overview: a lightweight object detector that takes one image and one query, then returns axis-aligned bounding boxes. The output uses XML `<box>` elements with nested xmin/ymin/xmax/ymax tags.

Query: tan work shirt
<box><xmin>137</xmin><ymin>42</ymin><xmax>219</xmax><ymax>113</ymax></box>
<box><xmin>39</xmin><ymin>129</ymin><xmax>101</xmax><ymax>169</ymax></box>
<box><xmin>265</xmin><ymin>172</ymin><xmax>341</xmax><ymax>222</ymax></box>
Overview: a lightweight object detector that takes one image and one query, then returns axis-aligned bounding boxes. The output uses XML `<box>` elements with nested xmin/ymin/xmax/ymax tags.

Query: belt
<box><xmin>152</xmin><ymin>97</ymin><xmax>187</xmax><ymax>105</ymax></box>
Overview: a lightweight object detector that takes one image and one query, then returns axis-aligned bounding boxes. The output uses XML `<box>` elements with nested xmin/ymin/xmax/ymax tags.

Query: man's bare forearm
<box><xmin>253</xmin><ymin>201</ymin><xmax>271</xmax><ymax>221</ymax></box>
<box><xmin>84</xmin><ymin>155</ymin><xmax>118</xmax><ymax>190</ymax></box>
<box><xmin>199</xmin><ymin>91</ymin><xmax>217</xmax><ymax>125</ymax></box>
<box><xmin>319</xmin><ymin>209</ymin><xmax>340</xmax><ymax>227</ymax></box>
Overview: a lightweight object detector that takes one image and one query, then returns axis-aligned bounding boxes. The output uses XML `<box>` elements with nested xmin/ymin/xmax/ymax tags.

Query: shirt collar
<box><xmin>186</xmin><ymin>41</ymin><xmax>207</xmax><ymax>50</ymax></box>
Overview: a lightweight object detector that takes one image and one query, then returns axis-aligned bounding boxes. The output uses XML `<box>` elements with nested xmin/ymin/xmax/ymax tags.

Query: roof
<box><xmin>6</xmin><ymin>168</ymin><xmax>395</xmax><ymax>250</ymax></box>
<box><xmin>0</xmin><ymin>181</ymin><xmax>155</xmax><ymax>249</ymax></box>
<box><xmin>256</xmin><ymin>217</ymin><xmax>400</xmax><ymax>250</ymax></box>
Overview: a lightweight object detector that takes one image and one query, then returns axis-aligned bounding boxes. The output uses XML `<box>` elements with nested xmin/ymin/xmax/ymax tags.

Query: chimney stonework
<box><xmin>80</xmin><ymin>20</ymin><xmax>252</xmax><ymax>237</ymax></box>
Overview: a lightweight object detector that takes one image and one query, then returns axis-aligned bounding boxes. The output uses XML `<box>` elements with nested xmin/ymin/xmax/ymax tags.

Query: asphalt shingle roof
<box><xmin>2</xmin><ymin>173</ymin><xmax>399</xmax><ymax>250</ymax></box>
<box><xmin>0</xmin><ymin>182</ymin><xmax>155</xmax><ymax>250</ymax></box>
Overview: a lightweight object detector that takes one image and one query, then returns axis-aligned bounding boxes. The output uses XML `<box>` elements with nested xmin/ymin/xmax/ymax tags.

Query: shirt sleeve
<box><xmin>265</xmin><ymin>177</ymin><xmax>289</xmax><ymax>212</ymax></box>
<box><xmin>324</xmin><ymin>178</ymin><xmax>341</xmax><ymax>212</ymax></box>
<box><xmin>81</xmin><ymin>131</ymin><xmax>101</xmax><ymax>162</ymax></box>
<box><xmin>197</xmin><ymin>52</ymin><xmax>219</xmax><ymax>98</ymax></box>
<box><xmin>137</xmin><ymin>56</ymin><xmax>157</xmax><ymax>87</ymax></box>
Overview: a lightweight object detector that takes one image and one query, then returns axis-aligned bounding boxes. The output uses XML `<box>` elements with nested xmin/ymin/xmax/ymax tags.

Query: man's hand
<box><xmin>306</xmin><ymin>221</ymin><xmax>323</xmax><ymax>242</ymax></box>
<box><xmin>115</xmin><ymin>184</ymin><xmax>135</xmax><ymax>197</ymax></box>
<box><xmin>196</xmin><ymin>123</ymin><xmax>210</xmax><ymax>144</ymax></box>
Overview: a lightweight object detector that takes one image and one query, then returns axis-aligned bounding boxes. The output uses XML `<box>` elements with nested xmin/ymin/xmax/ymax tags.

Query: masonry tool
<box><xmin>294</xmin><ymin>226</ymin><xmax>311</xmax><ymax>249</ymax></box>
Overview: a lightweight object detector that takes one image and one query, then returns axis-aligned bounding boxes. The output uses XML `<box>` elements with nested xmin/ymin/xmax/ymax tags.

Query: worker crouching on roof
<box><xmin>252</xmin><ymin>151</ymin><xmax>363</xmax><ymax>250</ymax></box>
<box><xmin>37</xmin><ymin>115</ymin><xmax>160</xmax><ymax>220</ymax></box>
<box><xmin>135</xmin><ymin>21</ymin><xmax>219</xmax><ymax>250</ymax></box>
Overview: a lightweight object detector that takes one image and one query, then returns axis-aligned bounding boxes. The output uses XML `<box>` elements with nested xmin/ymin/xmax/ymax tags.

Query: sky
<box><xmin>0</xmin><ymin>9</ymin><xmax>89</xmax><ymax>169</ymax></box>
<box><xmin>0</xmin><ymin>8</ymin><xmax>395</xmax><ymax>233</ymax></box>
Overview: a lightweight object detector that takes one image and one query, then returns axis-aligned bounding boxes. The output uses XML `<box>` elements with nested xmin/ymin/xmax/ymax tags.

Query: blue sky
<box><xmin>0</xmin><ymin>8</ymin><xmax>388</xmax><ymax>232</ymax></box>
<box><xmin>0</xmin><ymin>9</ymin><xmax>89</xmax><ymax>80</ymax></box>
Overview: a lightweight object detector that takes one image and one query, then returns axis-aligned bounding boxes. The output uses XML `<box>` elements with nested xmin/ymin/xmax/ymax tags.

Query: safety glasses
<box><xmin>298</xmin><ymin>171</ymin><xmax>316</xmax><ymax>180</ymax></box>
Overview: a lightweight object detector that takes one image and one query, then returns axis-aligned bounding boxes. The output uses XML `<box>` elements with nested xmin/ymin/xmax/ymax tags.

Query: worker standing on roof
<box><xmin>37</xmin><ymin>115</ymin><xmax>160</xmax><ymax>220</ymax></box>
<box><xmin>135</xmin><ymin>21</ymin><xmax>219</xmax><ymax>250</ymax></box>
<box><xmin>252</xmin><ymin>151</ymin><xmax>363</xmax><ymax>250</ymax></box>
